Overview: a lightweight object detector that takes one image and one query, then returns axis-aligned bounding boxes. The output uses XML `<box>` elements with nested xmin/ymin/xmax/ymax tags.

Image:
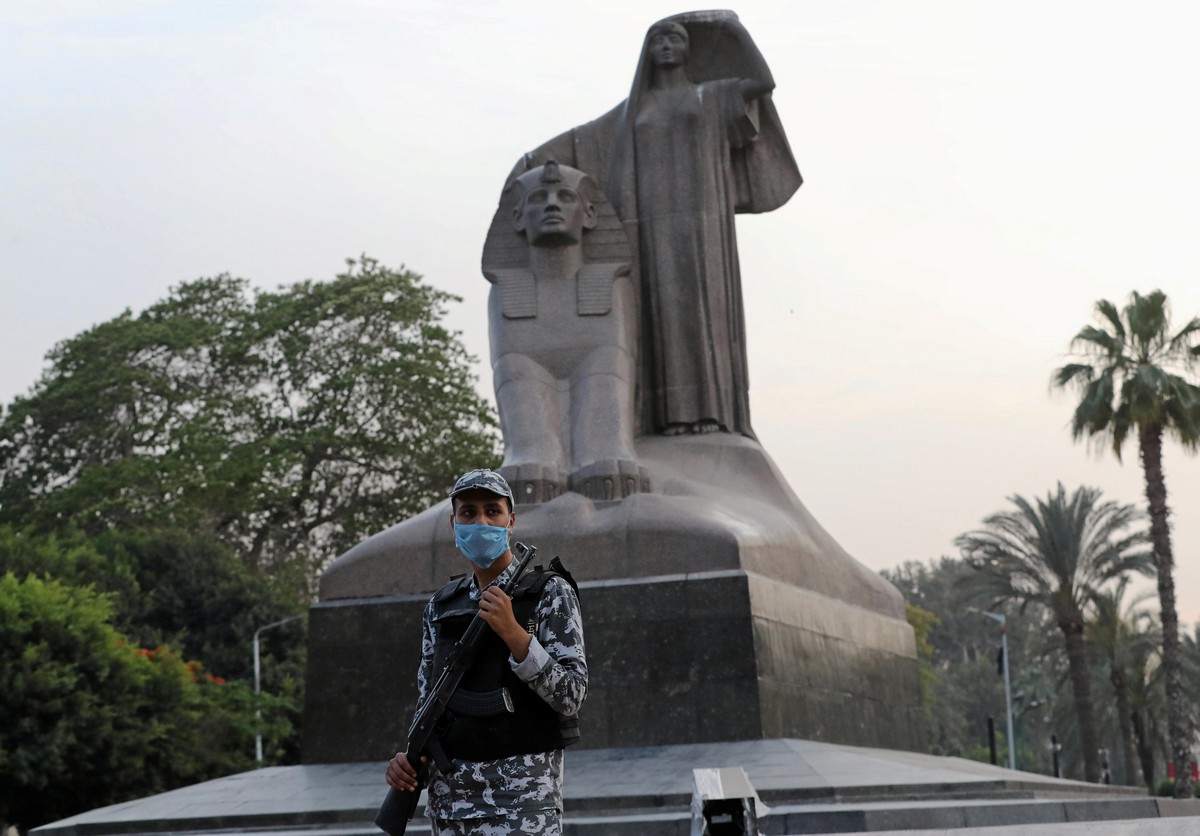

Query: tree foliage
<box><xmin>956</xmin><ymin>483</ymin><xmax>1150</xmax><ymax>782</ymax></box>
<box><xmin>1086</xmin><ymin>578</ymin><xmax>1159</xmax><ymax>787</ymax></box>
<box><xmin>0</xmin><ymin>256</ymin><xmax>500</xmax><ymax>583</ymax></box>
<box><xmin>1053</xmin><ymin>290</ymin><xmax>1200</xmax><ymax>458</ymax></box>
<box><xmin>885</xmin><ymin>555</ymin><xmax>1170</xmax><ymax>782</ymax></box>
<box><xmin>1052</xmin><ymin>289</ymin><xmax>1200</xmax><ymax>796</ymax></box>
<box><xmin>0</xmin><ymin>573</ymin><xmax>286</xmax><ymax>834</ymax></box>
<box><xmin>905</xmin><ymin>600</ymin><xmax>939</xmax><ymax>717</ymax></box>
<box><xmin>0</xmin><ymin>256</ymin><xmax>497</xmax><ymax>828</ymax></box>
<box><xmin>0</xmin><ymin>525</ymin><xmax>299</xmax><ymax>681</ymax></box>
<box><xmin>884</xmin><ymin>558</ymin><xmax>1049</xmax><ymax>769</ymax></box>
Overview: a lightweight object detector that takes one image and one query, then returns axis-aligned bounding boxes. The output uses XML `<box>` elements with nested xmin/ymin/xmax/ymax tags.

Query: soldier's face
<box><xmin>451</xmin><ymin>488</ymin><xmax>513</xmax><ymax>530</ymax></box>
<box><xmin>520</xmin><ymin>184</ymin><xmax>588</xmax><ymax>245</ymax></box>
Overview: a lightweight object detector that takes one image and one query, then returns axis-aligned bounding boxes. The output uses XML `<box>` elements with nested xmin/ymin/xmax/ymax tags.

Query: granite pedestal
<box><xmin>305</xmin><ymin>569</ymin><xmax>924</xmax><ymax>761</ymax></box>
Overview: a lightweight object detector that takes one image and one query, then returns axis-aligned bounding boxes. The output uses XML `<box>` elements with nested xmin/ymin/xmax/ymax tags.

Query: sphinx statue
<box><xmin>484</xmin><ymin>160</ymin><xmax>648</xmax><ymax>504</ymax></box>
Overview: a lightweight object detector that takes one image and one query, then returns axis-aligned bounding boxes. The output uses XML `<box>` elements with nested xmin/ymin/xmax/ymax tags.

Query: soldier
<box><xmin>385</xmin><ymin>468</ymin><xmax>587</xmax><ymax>835</ymax></box>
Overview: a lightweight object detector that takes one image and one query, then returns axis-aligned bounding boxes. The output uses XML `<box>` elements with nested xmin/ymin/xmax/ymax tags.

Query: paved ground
<box><xmin>32</xmin><ymin>738</ymin><xmax>1185</xmax><ymax>836</ymax></box>
<box><xmin>868</xmin><ymin>823</ymin><xmax>1200</xmax><ymax>836</ymax></box>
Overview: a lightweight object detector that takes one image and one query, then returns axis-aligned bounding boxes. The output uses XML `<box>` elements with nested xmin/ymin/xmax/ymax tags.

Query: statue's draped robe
<box><xmin>634</xmin><ymin>78</ymin><xmax>757</xmax><ymax>432</ymax></box>
<box><xmin>503</xmin><ymin>11</ymin><xmax>802</xmax><ymax>438</ymax></box>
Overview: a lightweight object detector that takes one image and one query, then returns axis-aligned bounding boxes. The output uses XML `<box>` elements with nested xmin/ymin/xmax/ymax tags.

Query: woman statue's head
<box><xmin>647</xmin><ymin>21</ymin><xmax>689</xmax><ymax>68</ymax></box>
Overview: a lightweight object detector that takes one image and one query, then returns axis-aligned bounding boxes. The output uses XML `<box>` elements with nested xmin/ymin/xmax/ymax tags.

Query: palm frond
<box><xmin>1159</xmin><ymin>372</ymin><xmax>1200</xmax><ymax>449</ymax></box>
<box><xmin>956</xmin><ymin>483</ymin><xmax>1145</xmax><ymax>626</ymax></box>
<box><xmin>1070</xmin><ymin>373</ymin><xmax>1115</xmax><ymax>441</ymax></box>
<box><xmin>1058</xmin><ymin>290</ymin><xmax>1200</xmax><ymax>457</ymax></box>
<box><xmin>1052</xmin><ymin>363</ymin><xmax>1095</xmax><ymax>389</ymax></box>
<box><xmin>1126</xmin><ymin>290</ymin><xmax>1169</xmax><ymax>359</ymax></box>
<box><xmin>1095</xmin><ymin>298</ymin><xmax>1126</xmax><ymax>343</ymax></box>
<box><xmin>1073</xmin><ymin>325</ymin><xmax>1127</xmax><ymax>360</ymax></box>
<box><xmin>1109</xmin><ymin>399</ymin><xmax>1133</xmax><ymax>460</ymax></box>
<box><xmin>1167</xmin><ymin>316</ymin><xmax>1200</xmax><ymax>364</ymax></box>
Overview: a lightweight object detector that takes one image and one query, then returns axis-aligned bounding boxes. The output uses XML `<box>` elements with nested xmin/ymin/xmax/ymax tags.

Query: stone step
<box><xmin>30</xmin><ymin>742</ymin><xmax>1188</xmax><ymax>836</ymax></box>
<box><xmin>562</xmin><ymin>796</ymin><xmax>1200</xmax><ymax>836</ymax></box>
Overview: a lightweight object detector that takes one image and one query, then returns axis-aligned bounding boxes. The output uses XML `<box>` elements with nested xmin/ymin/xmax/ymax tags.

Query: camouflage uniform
<box><xmin>429</xmin><ymin>809</ymin><xmax>561</xmax><ymax>835</ymax></box>
<box><xmin>419</xmin><ymin>560</ymin><xmax>586</xmax><ymax>833</ymax></box>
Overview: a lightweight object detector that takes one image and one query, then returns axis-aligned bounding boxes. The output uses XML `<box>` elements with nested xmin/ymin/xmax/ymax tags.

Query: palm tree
<box><xmin>1052</xmin><ymin>290</ymin><xmax>1200</xmax><ymax>796</ymax></box>
<box><xmin>957</xmin><ymin>483</ymin><xmax>1150</xmax><ymax>782</ymax></box>
<box><xmin>1178</xmin><ymin>626</ymin><xmax>1200</xmax><ymax>749</ymax></box>
<box><xmin>1087</xmin><ymin>578</ymin><xmax>1158</xmax><ymax>786</ymax></box>
<box><xmin>1128</xmin><ymin>640</ymin><xmax>1163</xmax><ymax>791</ymax></box>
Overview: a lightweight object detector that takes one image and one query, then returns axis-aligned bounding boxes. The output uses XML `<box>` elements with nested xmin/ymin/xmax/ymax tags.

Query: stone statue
<box><xmin>483</xmin><ymin>161</ymin><xmax>646</xmax><ymax>504</ymax></box>
<box><xmin>503</xmin><ymin>10</ymin><xmax>802</xmax><ymax>438</ymax></box>
<box><xmin>310</xmin><ymin>12</ymin><xmax>924</xmax><ymax>762</ymax></box>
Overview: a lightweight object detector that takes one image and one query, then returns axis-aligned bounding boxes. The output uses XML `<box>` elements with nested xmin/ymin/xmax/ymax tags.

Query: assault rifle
<box><xmin>375</xmin><ymin>541</ymin><xmax>538</xmax><ymax>836</ymax></box>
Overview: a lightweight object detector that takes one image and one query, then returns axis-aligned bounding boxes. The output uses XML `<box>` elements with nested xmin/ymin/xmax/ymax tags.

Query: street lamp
<box><xmin>253</xmin><ymin>614</ymin><xmax>302</xmax><ymax>764</ymax></box>
<box><xmin>970</xmin><ymin>608</ymin><xmax>1015</xmax><ymax>771</ymax></box>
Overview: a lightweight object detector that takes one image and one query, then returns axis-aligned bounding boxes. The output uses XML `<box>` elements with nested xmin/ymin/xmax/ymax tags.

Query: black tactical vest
<box><xmin>428</xmin><ymin>561</ymin><xmax>580</xmax><ymax>762</ymax></box>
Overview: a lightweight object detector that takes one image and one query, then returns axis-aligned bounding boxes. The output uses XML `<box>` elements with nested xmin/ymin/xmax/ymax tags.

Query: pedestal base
<box><xmin>303</xmin><ymin>570</ymin><xmax>924</xmax><ymax>762</ymax></box>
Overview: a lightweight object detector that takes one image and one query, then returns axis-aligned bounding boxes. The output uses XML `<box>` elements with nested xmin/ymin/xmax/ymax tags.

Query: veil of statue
<box><xmin>308</xmin><ymin>10</ymin><xmax>925</xmax><ymax>762</ymax></box>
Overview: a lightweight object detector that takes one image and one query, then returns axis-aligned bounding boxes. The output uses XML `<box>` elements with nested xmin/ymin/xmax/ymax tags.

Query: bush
<box><xmin>1155</xmin><ymin>778</ymin><xmax>1200</xmax><ymax>798</ymax></box>
<box><xmin>0</xmin><ymin>573</ymin><xmax>276</xmax><ymax>834</ymax></box>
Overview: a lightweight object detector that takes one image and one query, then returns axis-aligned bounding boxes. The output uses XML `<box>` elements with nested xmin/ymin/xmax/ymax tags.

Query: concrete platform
<box><xmin>31</xmin><ymin>739</ymin><xmax>1199</xmax><ymax>836</ymax></box>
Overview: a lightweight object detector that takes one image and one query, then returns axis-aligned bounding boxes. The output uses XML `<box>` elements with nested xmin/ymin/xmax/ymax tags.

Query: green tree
<box><xmin>1175</xmin><ymin>626</ymin><xmax>1200</xmax><ymax>759</ymax></box>
<box><xmin>886</xmin><ymin>558</ymin><xmax>1013</xmax><ymax>666</ymax></box>
<box><xmin>0</xmin><ymin>573</ymin><xmax>279</xmax><ymax>834</ymax></box>
<box><xmin>0</xmin><ymin>257</ymin><xmax>500</xmax><ymax>587</ymax></box>
<box><xmin>904</xmin><ymin>601</ymin><xmax>939</xmax><ymax>721</ymax></box>
<box><xmin>883</xmin><ymin>558</ymin><xmax>1043</xmax><ymax>762</ymax></box>
<box><xmin>95</xmin><ymin>527</ymin><xmax>304</xmax><ymax>681</ymax></box>
<box><xmin>0</xmin><ymin>525</ymin><xmax>301</xmax><ymax>681</ymax></box>
<box><xmin>0</xmin><ymin>256</ymin><xmax>499</xmax><ymax>822</ymax></box>
<box><xmin>0</xmin><ymin>525</ymin><xmax>139</xmax><ymax>609</ymax></box>
<box><xmin>1087</xmin><ymin>578</ymin><xmax>1158</xmax><ymax>786</ymax></box>
<box><xmin>956</xmin><ymin>483</ymin><xmax>1150</xmax><ymax>781</ymax></box>
<box><xmin>1127</xmin><ymin>625</ymin><xmax>1167</xmax><ymax>791</ymax></box>
<box><xmin>1052</xmin><ymin>289</ymin><xmax>1200</xmax><ymax>796</ymax></box>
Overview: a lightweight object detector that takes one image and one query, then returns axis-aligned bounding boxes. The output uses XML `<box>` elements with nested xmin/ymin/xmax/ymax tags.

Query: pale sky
<box><xmin>3</xmin><ymin>0</ymin><xmax>1198</xmax><ymax>626</ymax></box>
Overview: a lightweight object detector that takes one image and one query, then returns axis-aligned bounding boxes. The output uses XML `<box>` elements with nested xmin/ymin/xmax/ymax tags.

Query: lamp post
<box><xmin>253</xmin><ymin>614</ymin><xmax>302</xmax><ymax>764</ymax></box>
<box><xmin>970</xmin><ymin>608</ymin><xmax>1015</xmax><ymax>771</ymax></box>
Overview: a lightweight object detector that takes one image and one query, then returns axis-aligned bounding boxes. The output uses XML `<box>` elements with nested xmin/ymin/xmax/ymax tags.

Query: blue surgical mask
<box><xmin>454</xmin><ymin>523</ymin><xmax>510</xmax><ymax>568</ymax></box>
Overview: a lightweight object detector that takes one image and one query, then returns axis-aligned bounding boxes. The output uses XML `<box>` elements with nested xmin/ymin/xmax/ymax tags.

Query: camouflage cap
<box><xmin>449</xmin><ymin>468</ymin><xmax>514</xmax><ymax>505</ymax></box>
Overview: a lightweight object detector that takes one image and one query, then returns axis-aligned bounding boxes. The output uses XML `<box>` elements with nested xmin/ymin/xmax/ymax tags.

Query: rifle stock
<box><xmin>374</xmin><ymin>785</ymin><xmax>419</xmax><ymax>836</ymax></box>
<box><xmin>374</xmin><ymin>542</ymin><xmax>538</xmax><ymax>835</ymax></box>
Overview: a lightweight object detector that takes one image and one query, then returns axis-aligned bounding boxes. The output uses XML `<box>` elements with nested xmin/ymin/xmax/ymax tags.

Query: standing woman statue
<box><xmin>608</xmin><ymin>11</ymin><xmax>802</xmax><ymax>438</ymax></box>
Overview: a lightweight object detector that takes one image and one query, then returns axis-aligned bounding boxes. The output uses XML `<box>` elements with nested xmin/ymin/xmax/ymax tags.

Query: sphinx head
<box><xmin>512</xmin><ymin>160</ymin><xmax>598</xmax><ymax>247</ymax></box>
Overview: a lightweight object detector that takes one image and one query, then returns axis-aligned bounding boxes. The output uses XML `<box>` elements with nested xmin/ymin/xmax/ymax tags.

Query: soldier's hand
<box><xmin>385</xmin><ymin>752</ymin><xmax>425</xmax><ymax>792</ymax></box>
<box><xmin>479</xmin><ymin>586</ymin><xmax>531</xmax><ymax>661</ymax></box>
